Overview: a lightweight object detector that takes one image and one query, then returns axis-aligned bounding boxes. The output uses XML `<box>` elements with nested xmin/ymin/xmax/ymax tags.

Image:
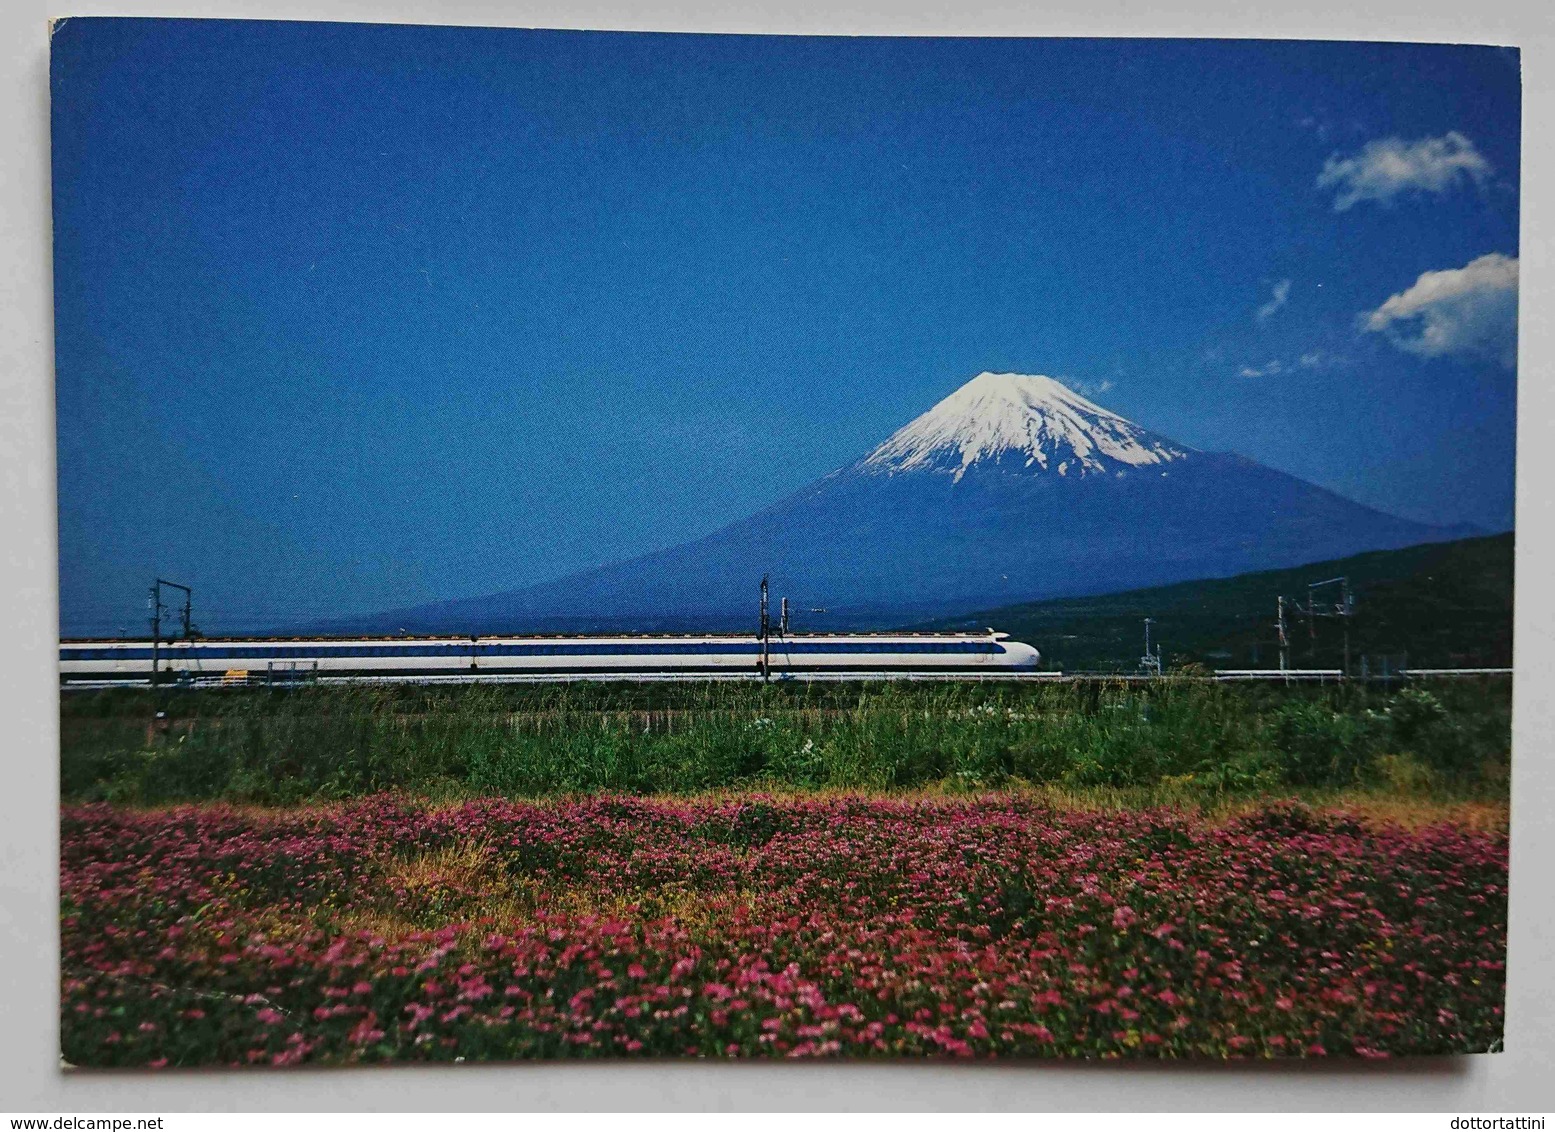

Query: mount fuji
<box><xmin>345</xmin><ymin>373</ymin><xmax>1477</xmax><ymax>633</ymax></box>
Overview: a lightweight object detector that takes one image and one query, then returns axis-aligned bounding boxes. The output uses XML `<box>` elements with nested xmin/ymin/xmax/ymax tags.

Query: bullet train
<box><xmin>58</xmin><ymin>630</ymin><xmax>1043</xmax><ymax>686</ymax></box>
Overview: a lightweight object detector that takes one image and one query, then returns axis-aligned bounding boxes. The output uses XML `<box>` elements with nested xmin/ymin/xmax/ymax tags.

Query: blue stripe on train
<box><xmin>61</xmin><ymin>640</ymin><xmax>1003</xmax><ymax>661</ymax></box>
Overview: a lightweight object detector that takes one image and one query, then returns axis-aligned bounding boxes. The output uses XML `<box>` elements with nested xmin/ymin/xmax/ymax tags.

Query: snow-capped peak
<box><xmin>859</xmin><ymin>372</ymin><xmax>1192</xmax><ymax>482</ymax></box>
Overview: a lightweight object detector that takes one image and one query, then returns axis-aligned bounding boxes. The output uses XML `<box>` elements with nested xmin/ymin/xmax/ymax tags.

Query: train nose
<box><xmin>1003</xmin><ymin>641</ymin><xmax>1041</xmax><ymax>669</ymax></box>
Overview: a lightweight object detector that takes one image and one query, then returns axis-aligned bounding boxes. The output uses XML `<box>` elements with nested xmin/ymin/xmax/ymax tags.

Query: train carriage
<box><xmin>59</xmin><ymin>631</ymin><xmax>1042</xmax><ymax>686</ymax></box>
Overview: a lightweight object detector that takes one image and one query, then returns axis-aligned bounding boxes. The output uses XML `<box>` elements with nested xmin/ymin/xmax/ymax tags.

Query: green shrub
<box><xmin>1193</xmin><ymin>748</ymin><xmax>1281</xmax><ymax>795</ymax></box>
<box><xmin>1269</xmin><ymin>701</ymin><xmax>1385</xmax><ymax>787</ymax></box>
<box><xmin>1389</xmin><ymin>687</ymin><xmax>1450</xmax><ymax>744</ymax></box>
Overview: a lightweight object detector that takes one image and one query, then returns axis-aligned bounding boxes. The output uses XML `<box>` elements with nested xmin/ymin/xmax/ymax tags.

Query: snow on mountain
<box><xmin>859</xmin><ymin>373</ymin><xmax>1192</xmax><ymax>481</ymax></box>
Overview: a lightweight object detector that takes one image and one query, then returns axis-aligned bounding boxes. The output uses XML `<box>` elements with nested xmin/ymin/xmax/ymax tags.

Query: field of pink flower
<box><xmin>60</xmin><ymin>795</ymin><xmax>1506</xmax><ymax>1066</ymax></box>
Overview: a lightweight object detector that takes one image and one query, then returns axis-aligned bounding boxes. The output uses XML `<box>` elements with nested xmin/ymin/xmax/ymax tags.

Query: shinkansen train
<box><xmin>58</xmin><ymin>631</ymin><xmax>1043</xmax><ymax>686</ymax></box>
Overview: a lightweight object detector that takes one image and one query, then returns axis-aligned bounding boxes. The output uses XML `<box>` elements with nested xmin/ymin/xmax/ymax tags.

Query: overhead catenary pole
<box><xmin>1302</xmin><ymin>575</ymin><xmax>1355</xmax><ymax>679</ymax></box>
<box><xmin>1277</xmin><ymin>596</ymin><xmax>1289</xmax><ymax>675</ymax></box>
<box><xmin>1140</xmin><ymin>617</ymin><xmax>1162</xmax><ymax>677</ymax></box>
<box><xmin>148</xmin><ymin>579</ymin><xmax>195</xmax><ymax>686</ymax></box>
<box><xmin>1341</xmin><ymin>577</ymin><xmax>1352</xmax><ymax>679</ymax></box>
<box><xmin>148</xmin><ymin>585</ymin><xmax>161</xmax><ymax>687</ymax></box>
<box><xmin>759</xmin><ymin>575</ymin><xmax>770</xmax><ymax>684</ymax></box>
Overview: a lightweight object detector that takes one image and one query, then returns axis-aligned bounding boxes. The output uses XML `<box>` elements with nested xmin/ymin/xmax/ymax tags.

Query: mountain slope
<box><xmin>331</xmin><ymin>373</ymin><xmax>1476</xmax><ymax>634</ymax></box>
<box><xmin>925</xmin><ymin>532</ymin><xmax>1513</xmax><ymax>671</ymax></box>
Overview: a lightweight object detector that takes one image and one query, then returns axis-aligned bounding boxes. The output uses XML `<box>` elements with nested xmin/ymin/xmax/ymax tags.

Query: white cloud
<box><xmin>1069</xmin><ymin>377</ymin><xmax>1115</xmax><ymax>397</ymax></box>
<box><xmin>1257</xmin><ymin>279</ymin><xmax>1292</xmax><ymax>322</ymax></box>
<box><xmin>1317</xmin><ymin>132</ymin><xmax>1492</xmax><ymax>212</ymax></box>
<box><xmin>1238</xmin><ymin>360</ymin><xmax>1285</xmax><ymax>379</ymax></box>
<box><xmin>1360</xmin><ymin>253</ymin><xmax>1518</xmax><ymax>369</ymax></box>
<box><xmin>1297</xmin><ymin>115</ymin><xmax>1332</xmax><ymax>143</ymax></box>
<box><xmin>1235</xmin><ymin>351</ymin><xmax>1347</xmax><ymax>379</ymax></box>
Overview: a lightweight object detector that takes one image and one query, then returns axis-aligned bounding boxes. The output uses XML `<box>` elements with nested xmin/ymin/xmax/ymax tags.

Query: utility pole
<box><xmin>758</xmin><ymin>575</ymin><xmax>770</xmax><ymax>684</ymax></box>
<box><xmin>780</xmin><ymin>596</ymin><xmax>789</xmax><ymax>636</ymax></box>
<box><xmin>1277</xmin><ymin>596</ymin><xmax>1289</xmax><ymax>674</ymax></box>
<box><xmin>1307</xmin><ymin>590</ymin><xmax>1317</xmax><ymax>661</ymax></box>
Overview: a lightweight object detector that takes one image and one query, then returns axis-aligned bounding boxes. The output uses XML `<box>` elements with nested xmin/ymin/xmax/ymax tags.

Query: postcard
<box><xmin>52</xmin><ymin>19</ymin><xmax>1515</xmax><ymax>1066</ymax></box>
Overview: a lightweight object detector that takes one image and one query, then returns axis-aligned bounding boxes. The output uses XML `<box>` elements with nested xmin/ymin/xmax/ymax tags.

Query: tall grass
<box><xmin>59</xmin><ymin>676</ymin><xmax>1511</xmax><ymax>805</ymax></box>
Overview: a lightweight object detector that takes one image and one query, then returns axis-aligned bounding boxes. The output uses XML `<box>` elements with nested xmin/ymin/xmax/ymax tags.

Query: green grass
<box><xmin>60</xmin><ymin>675</ymin><xmax>1511</xmax><ymax>806</ymax></box>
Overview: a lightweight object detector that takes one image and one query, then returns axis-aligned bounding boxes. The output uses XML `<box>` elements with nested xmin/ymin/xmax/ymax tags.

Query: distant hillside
<box><xmin>926</xmin><ymin>533</ymin><xmax>1513</xmax><ymax>671</ymax></box>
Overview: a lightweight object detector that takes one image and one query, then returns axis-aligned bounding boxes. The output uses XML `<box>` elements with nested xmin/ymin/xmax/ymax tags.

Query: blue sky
<box><xmin>51</xmin><ymin>21</ymin><xmax>1520</xmax><ymax>633</ymax></box>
